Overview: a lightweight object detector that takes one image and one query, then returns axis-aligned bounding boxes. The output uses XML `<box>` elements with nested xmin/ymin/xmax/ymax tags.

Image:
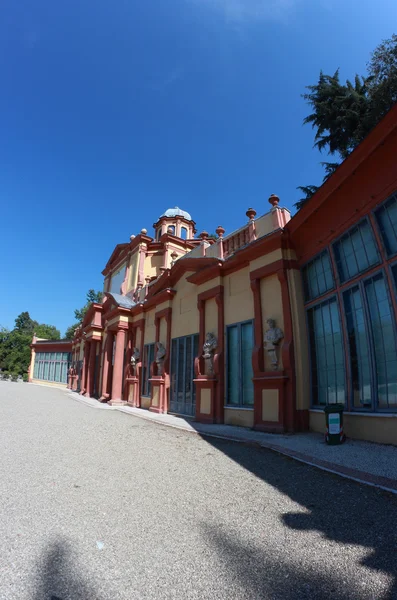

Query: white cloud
<box><xmin>190</xmin><ymin>0</ymin><xmax>299</xmax><ymax>22</ymax></box>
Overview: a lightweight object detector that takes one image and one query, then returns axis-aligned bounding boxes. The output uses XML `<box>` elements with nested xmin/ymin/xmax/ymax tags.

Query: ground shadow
<box><xmin>34</xmin><ymin>539</ymin><xmax>102</xmax><ymax>600</ymax></box>
<box><xmin>195</xmin><ymin>434</ymin><xmax>397</xmax><ymax>599</ymax></box>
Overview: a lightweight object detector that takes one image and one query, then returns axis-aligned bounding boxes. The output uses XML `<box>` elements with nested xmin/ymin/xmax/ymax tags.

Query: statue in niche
<box><xmin>203</xmin><ymin>333</ymin><xmax>217</xmax><ymax>376</ymax></box>
<box><xmin>155</xmin><ymin>342</ymin><xmax>166</xmax><ymax>376</ymax></box>
<box><xmin>264</xmin><ymin>318</ymin><xmax>284</xmax><ymax>370</ymax></box>
<box><xmin>129</xmin><ymin>347</ymin><xmax>140</xmax><ymax>377</ymax></box>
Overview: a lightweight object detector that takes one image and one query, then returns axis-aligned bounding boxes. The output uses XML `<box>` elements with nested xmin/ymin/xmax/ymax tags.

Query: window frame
<box><xmin>373</xmin><ymin>192</ymin><xmax>397</xmax><ymax>259</ymax></box>
<box><xmin>169</xmin><ymin>333</ymin><xmax>199</xmax><ymax>416</ymax></box>
<box><xmin>141</xmin><ymin>343</ymin><xmax>155</xmax><ymax>397</ymax></box>
<box><xmin>301</xmin><ymin>248</ymin><xmax>335</xmax><ymax>302</ymax></box>
<box><xmin>225</xmin><ymin>319</ymin><xmax>254</xmax><ymax>408</ymax></box>
<box><xmin>306</xmin><ymin>294</ymin><xmax>347</xmax><ymax>409</ymax></box>
<box><xmin>331</xmin><ymin>217</ymin><xmax>381</xmax><ymax>286</ymax></box>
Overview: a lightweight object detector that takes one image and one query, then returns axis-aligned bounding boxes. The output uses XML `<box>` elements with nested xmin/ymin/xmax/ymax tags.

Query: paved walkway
<box><xmin>68</xmin><ymin>390</ymin><xmax>397</xmax><ymax>494</ymax></box>
<box><xmin>2</xmin><ymin>381</ymin><xmax>397</xmax><ymax>599</ymax></box>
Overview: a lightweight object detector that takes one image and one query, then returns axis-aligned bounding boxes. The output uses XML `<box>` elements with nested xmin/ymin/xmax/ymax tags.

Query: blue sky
<box><xmin>0</xmin><ymin>0</ymin><xmax>396</xmax><ymax>336</ymax></box>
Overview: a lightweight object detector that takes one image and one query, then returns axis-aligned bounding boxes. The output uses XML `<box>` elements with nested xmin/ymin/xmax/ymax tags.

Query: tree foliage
<box><xmin>0</xmin><ymin>312</ymin><xmax>60</xmax><ymax>377</ymax></box>
<box><xmin>64</xmin><ymin>289</ymin><xmax>104</xmax><ymax>339</ymax></box>
<box><xmin>297</xmin><ymin>34</ymin><xmax>397</xmax><ymax>210</ymax></box>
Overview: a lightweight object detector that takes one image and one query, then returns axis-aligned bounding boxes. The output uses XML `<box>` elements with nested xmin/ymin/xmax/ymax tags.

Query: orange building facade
<box><xmin>30</xmin><ymin>105</ymin><xmax>397</xmax><ymax>444</ymax></box>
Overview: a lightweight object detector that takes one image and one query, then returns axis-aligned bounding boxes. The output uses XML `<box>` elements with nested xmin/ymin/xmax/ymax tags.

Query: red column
<box><xmin>86</xmin><ymin>340</ymin><xmax>97</xmax><ymax>398</ymax></box>
<box><xmin>100</xmin><ymin>333</ymin><xmax>113</xmax><ymax>401</ymax></box>
<box><xmin>109</xmin><ymin>328</ymin><xmax>126</xmax><ymax>405</ymax></box>
<box><xmin>80</xmin><ymin>342</ymin><xmax>90</xmax><ymax>395</ymax></box>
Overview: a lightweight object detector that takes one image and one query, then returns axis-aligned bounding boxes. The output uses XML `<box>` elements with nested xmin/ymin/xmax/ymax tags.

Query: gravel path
<box><xmin>1</xmin><ymin>382</ymin><xmax>397</xmax><ymax>599</ymax></box>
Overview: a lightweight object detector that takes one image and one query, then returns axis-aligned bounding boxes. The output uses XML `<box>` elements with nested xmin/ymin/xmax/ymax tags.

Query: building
<box><xmin>30</xmin><ymin>104</ymin><xmax>397</xmax><ymax>444</ymax></box>
<box><xmin>29</xmin><ymin>336</ymin><xmax>72</xmax><ymax>387</ymax></box>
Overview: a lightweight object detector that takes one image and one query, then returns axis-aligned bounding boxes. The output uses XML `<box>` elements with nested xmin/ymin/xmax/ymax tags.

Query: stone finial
<box><xmin>141</xmin><ymin>228</ymin><xmax>148</xmax><ymax>235</ymax></box>
<box><xmin>199</xmin><ymin>231</ymin><xmax>209</xmax><ymax>241</ymax></box>
<box><xmin>215</xmin><ymin>225</ymin><xmax>225</xmax><ymax>239</ymax></box>
<box><xmin>268</xmin><ymin>194</ymin><xmax>280</xmax><ymax>208</ymax></box>
<box><xmin>246</xmin><ymin>208</ymin><xmax>257</xmax><ymax>221</ymax></box>
<box><xmin>130</xmin><ymin>234</ymin><xmax>136</xmax><ymax>241</ymax></box>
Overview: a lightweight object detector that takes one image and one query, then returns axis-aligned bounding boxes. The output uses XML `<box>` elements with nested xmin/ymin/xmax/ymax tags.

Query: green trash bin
<box><xmin>324</xmin><ymin>404</ymin><xmax>345</xmax><ymax>445</ymax></box>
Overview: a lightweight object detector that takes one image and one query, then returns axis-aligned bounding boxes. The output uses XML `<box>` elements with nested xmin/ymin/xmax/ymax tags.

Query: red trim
<box><xmin>143</xmin><ymin>288</ymin><xmax>176</xmax><ymax>310</ymax></box>
<box><xmin>250</xmin><ymin>258</ymin><xmax>299</xmax><ymax>281</ymax></box>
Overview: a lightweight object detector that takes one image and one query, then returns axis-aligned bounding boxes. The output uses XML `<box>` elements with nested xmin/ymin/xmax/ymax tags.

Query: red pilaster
<box><xmin>100</xmin><ymin>332</ymin><xmax>113</xmax><ymax>402</ymax></box>
<box><xmin>86</xmin><ymin>340</ymin><xmax>97</xmax><ymax>398</ymax></box>
<box><xmin>80</xmin><ymin>342</ymin><xmax>90</xmax><ymax>395</ymax></box>
<box><xmin>109</xmin><ymin>328</ymin><xmax>127</xmax><ymax>405</ymax></box>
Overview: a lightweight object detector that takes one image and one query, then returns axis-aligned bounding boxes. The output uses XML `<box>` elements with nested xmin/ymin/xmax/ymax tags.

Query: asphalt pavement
<box><xmin>1</xmin><ymin>381</ymin><xmax>397</xmax><ymax>600</ymax></box>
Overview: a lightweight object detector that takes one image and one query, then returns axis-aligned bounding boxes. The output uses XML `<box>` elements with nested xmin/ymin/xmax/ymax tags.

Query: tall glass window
<box><xmin>375</xmin><ymin>194</ymin><xmax>397</xmax><ymax>256</ymax></box>
<box><xmin>343</xmin><ymin>286</ymin><xmax>372</xmax><ymax>408</ymax></box>
<box><xmin>302</xmin><ymin>250</ymin><xmax>334</xmax><ymax>302</ymax></box>
<box><xmin>307</xmin><ymin>298</ymin><xmax>345</xmax><ymax>406</ymax></box>
<box><xmin>365</xmin><ymin>273</ymin><xmax>397</xmax><ymax>408</ymax></box>
<box><xmin>110</xmin><ymin>264</ymin><xmax>126</xmax><ymax>294</ymax></box>
<box><xmin>226</xmin><ymin>321</ymin><xmax>254</xmax><ymax>406</ymax></box>
<box><xmin>170</xmin><ymin>334</ymin><xmax>199</xmax><ymax>416</ymax></box>
<box><xmin>141</xmin><ymin>344</ymin><xmax>155</xmax><ymax>397</ymax></box>
<box><xmin>333</xmin><ymin>220</ymin><xmax>379</xmax><ymax>283</ymax></box>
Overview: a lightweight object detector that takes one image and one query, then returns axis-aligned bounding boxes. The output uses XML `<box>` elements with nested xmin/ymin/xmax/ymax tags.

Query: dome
<box><xmin>160</xmin><ymin>206</ymin><xmax>192</xmax><ymax>221</ymax></box>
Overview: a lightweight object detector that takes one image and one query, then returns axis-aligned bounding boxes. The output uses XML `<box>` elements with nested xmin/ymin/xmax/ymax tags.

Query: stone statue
<box><xmin>203</xmin><ymin>333</ymin><xmax>217</xmax><ymax>376</ymax></box>
<box><xmin>129</xmin><ymin>347</ymin><xmax>140</xmax><ymax>377</ymax></box>
<box><xmin>264</xmin><ymin>318</ymin><xmax>284</xmax><ymax>370</ymax></box>
<box><xmin>155</xmin><ymin>342</ymin><xmax>166</xmax><ymax>376</ymax></box>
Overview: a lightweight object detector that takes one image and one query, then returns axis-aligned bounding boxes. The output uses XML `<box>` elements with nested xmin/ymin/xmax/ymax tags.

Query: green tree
<box><xmin>64</xmin><ymin>289</ymin><xmax>104</xmax><ymax>339</ymax></box>
<box><xmin>297</xmin><ymin>34</ymin><xmax>397</xmax><ymax>209</ymax></box>
<box><xmin>0</xmin><ymin>313</ymin><xmax>61</xmax><ymax>377</ymax></box>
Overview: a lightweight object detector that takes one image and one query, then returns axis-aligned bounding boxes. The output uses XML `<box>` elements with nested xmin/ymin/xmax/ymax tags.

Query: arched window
<box><xmin>157</xmin><ymin>228</ymin><xmax>162</xmax><ymax>241</ymax></box>
<box><xmin>167</xmin><ymin>225</ymin><xmax>175</xmax><ymax>235</ymax></box>
<box><xmin>181</xmin><ymin>226</ymin><xmax>188</xmax><ymax>239</ymax></box>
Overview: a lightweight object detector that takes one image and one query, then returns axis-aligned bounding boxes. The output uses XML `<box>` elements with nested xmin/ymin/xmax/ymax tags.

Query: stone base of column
<box><xmin>252</xmin><ymin>373</ymin><xmax>288</xmax><ymax>433</ymax></box>
<box><xmin>149</xmin><ymin>376</ymin><xmax>168</xmax><ymax>413</ymax></box>
<box><xmin>194</xmin><ymin>377</ymin><xmax>218</xmax><ymax>423</ymax></box>
<box><xmin>125</xmin><ymin>376</ymin><xmax>140</xmax><ymax>408</ymax></box>
<box><xmin>107</xmin><ymin>398</ymin><xmax>127</xmax><ymax>406</ymax></box>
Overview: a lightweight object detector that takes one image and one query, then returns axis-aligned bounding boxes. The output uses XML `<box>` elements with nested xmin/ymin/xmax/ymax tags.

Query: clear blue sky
<box><xmin>0</xmin><ymin>0</ymin><xmax>396</xmax><ymax>336</ymax></box>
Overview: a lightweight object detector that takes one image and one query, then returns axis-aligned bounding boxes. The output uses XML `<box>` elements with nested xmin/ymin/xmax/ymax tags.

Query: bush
<box><xmin>1</xmin><ymin>372</ymin><xmax>9</xmax><ymax>381</ymax></box>
<box><xmin>10</xmin><ymin>373</ymin><xmax>18</xmax><ymax>382</ymax></box>
<box><xmin>22</xmin><ymin>373</ymin><xmax>29</xmax><ymax>382</ymax></box>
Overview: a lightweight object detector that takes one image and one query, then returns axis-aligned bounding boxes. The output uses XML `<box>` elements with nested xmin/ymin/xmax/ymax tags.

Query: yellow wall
<box><xmin>135</xmin><ymin>327</ymin><xmax>142</xmax><ymax>350</ymax></box>
<box><xmin>262</xmin><ymin>389</ymin><xmax>279</xmax><ymax>422</ymax></box>
<box><xmin>310</xmin><ymin>410</ymin><xmax>397</xmax><ymax>446</ymax></box>
<box><xmin>224</xmin><ymin>408</ymin><xmax>254</xmax><ymax>428</ymax></box>
<box><xmin>127</xmin><ymin>251</ymin><xmax>139</xmax><ymax>292</ymax></box>
<box><xmin>260</xmin><ymin>274</ymin><xmax>284</xmax><ymax>371</ymax></box>
<box><xmin>205</xmin><ymin>297</ymin><xmax>217</xmax><ymax>337</ymax></box>
<box><xmin>197</xmin><ymin>276</ymin><xmax>223</xmax><ymax>295</ymax></box>
<box><xmin>159</xmin><ymin>318</ymin><xmax>167</xmax><ymax>346</ymax></box>
<box><xmin>249</xmin><ymin>249</ymin><xmax>283</xmax><ymax>273</ymax></box>
<box><xmin>144</xmin><ymin>254</ymin><xmax>163</xmax><ymax>279</ymax></box>
<box><xmin>254</xmin><ymin>213</ymin><xmax>275</xmax><ymax>239</ymax></box>
<box><xmin>288</xmin><ymin>269</ymin><xmax>310</xmax><ymax>410</ymax></box>
<box><xmin>144</xmin><ymin>309</ymin><xmax>156</xmax><ymax>344</ymax></box>
<box><xmin>224</xmin><ymin>267</ymin><xmax>254</xmax><ymax>325</ymax></box>
<box><xmin>141</xmin><ymin>396</ymin><xmax>151</xmax><ymax>409</ymax></box>
<box><xmin>171</xmin><ymin>273</ymin><xmax>199</xmax><ymax>338</ymax></box>
<box><xmin>31</xmin><ymin>379</ymin><xmax>68</xmax><ymax>389</ymax></box>
<box><xmin>200</xmin><ymin>389</ymin><xmax>212</xmax><ymax>415</ymax></box>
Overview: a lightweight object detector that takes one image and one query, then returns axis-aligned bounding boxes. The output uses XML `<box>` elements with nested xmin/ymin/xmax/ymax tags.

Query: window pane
<box><xmin>170</xmin><ymin>339</ymin><xmax>177</xmax><ymax>404</ymax></box>
<box><xmin>241</xmin><ymin>323</ymin><xmax>254</xmax><ymax>406</ymax></box>
<box><xmin>375</xmin><ymin>194</ymin><xmax>397</xmax><ymax>256</ymax></box>
<box><xmin>308</xmin><ymin>298</ymin><xmax>345</xmax><ymax>406</ymax></box>
<box><xmin>227</xmin><ymin>326</ymin><xmax>239</xmax><ymax>405</ymax></box>
<box><xmin>333</xmin><ymin>220</ymin><xmax>379</xmax><ymax>283</ymax></box>
<box><xmin>365</xmin><ymin>273</ymin><xmax>397</xmax><ymax>408</ymax></box>
<box><xmin>110</xmin><ymin>264</ymin><xmax>127</xmax><ymax>294</ymax></box>
<box><xmin>43</xmin><ymin>362</ymin><xmax>49</xmax><ymax>381</ymax></box>
<box><xmin>49</xmin><ymin>362</ymin><xmax>55</xmax><ymax>382</ymax></box>
<box><xmin>343</xmin><ymin>286</ymin><xmax>372</xmax><ymax>408</ymax></box>
<box><xmin>302</xmin><ymin>251</ymin><xmax>334</xmax><ymax>302</ymax></box>
<box><xmin>54</xmin><ymin>362</ymin><xmax>61</xmax><ymax>382</ymax></box>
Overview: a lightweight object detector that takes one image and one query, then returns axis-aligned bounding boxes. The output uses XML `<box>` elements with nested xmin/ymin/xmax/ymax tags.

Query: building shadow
<box><xmin>33</xmin><ymin>539</ymin><xmax>102</xmax><ymax>600</ymax></box>
<box><xmin>195</xmin><ymin>435</ymin><xmax>397</xmax><ymax>599</ymax></box>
